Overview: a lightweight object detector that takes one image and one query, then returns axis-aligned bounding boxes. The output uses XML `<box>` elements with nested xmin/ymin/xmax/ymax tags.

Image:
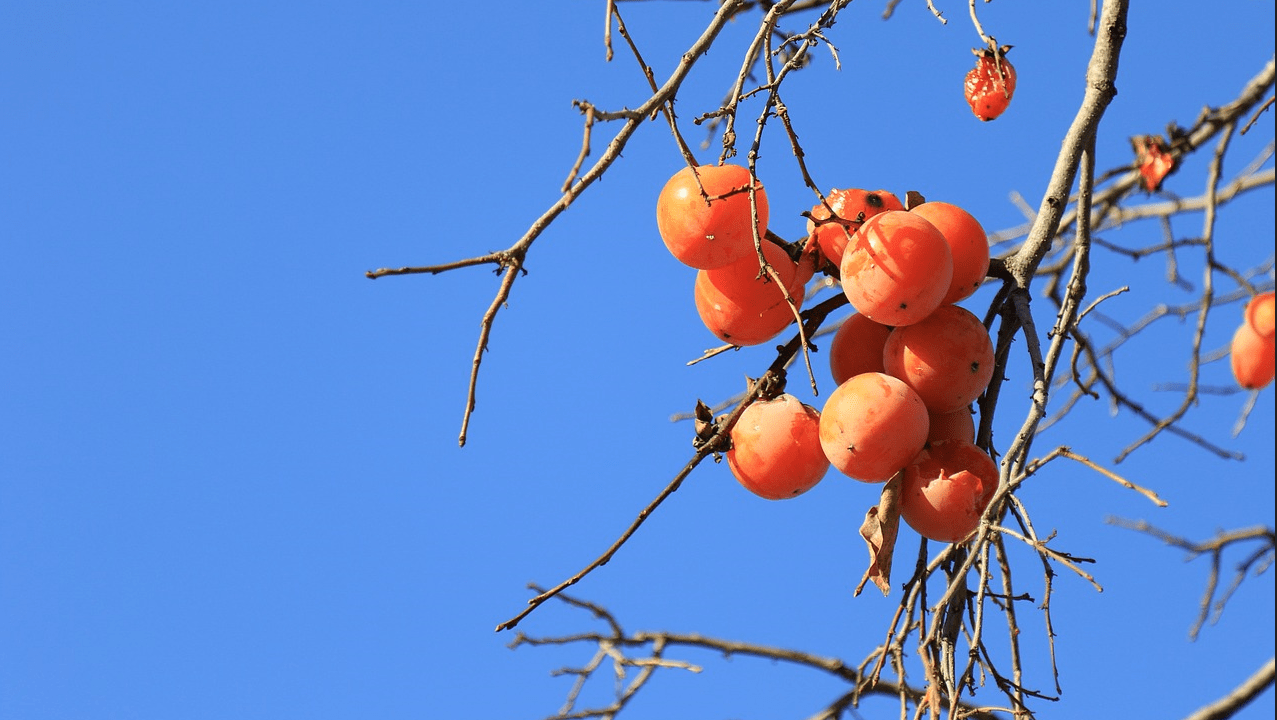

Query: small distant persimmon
<box><xmin>1245</xmin><ymin>291</ymin><xmax>1275</xmax><ymax>339</ymax></box>
<box><xmin>1230</xmin><ymin>319</ymin><xmax>1275</xmax><ymax>390</ymax></box>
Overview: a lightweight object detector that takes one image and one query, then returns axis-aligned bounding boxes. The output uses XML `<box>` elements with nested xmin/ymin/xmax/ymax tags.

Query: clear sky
<box><xmin>2</xmin><ymin>2</ymin><xmax>1274</xmax><ymax>719</ymax></box>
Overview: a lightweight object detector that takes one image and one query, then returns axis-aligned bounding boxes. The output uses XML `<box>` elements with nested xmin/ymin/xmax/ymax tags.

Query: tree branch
<box><xmin>1179</xmin><ymin>657</ymin><xmax>1276</xmax><ymax>720</ymax></box>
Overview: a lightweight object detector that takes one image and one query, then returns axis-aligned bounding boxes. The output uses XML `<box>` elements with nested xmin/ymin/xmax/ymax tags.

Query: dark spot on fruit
<box><xmin>866</xmin><ymin>193</ymin><xmax>885</xmax><ymax>208</ymax></box>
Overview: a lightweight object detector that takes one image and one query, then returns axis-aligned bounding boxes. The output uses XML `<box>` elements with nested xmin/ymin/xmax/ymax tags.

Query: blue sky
<box><xmin>2</xmin><ymin>2</ymin><xmax>1274</xmax><ymax>719</ymax></box>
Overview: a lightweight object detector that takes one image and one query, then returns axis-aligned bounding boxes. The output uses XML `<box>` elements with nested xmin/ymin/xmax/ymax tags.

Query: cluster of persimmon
<box><xmin>1230</xmin><ymin>291</ymin><xmax>1275</xmax><ymax>390</ymax></box>
<box><xmin>657</xmin><ymin>163</ymin><xmax>1000</xmax><ymax>544</ymax></box>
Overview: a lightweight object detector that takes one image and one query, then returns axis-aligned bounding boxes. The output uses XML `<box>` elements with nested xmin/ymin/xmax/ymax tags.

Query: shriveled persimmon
<box><xmin>964</xmin><ymin>45</ymin><xmax>1016</xmax><ymax>122</ymax></box>
<box><xmin>900</xmin><ymin>439</ymin><xmax>999</xmax><ymax>543</ymax></box>
<box><xmin>883</xmin><ymin>304</ymin><xmax>995</xmax><ymax>414</ymax></box>
<box><xmin>840</xmin><ymin>210</ymin><xmax>953</xmax><ymax>327</ymax></box>
<box><xmin>656</xmin><ymin>164</ymin><xmax>769</xmax><ymax>269</ymax></box>
<box><xmin>818</xmin><ymin>372</ymin><xmax>930</xmax><ymax>483</ymax></box>
<box><xmin>1132</xmin><ymin>135</ymin><xmax>1176</xmax><ymax>192</ymax></box>
<box><xmin>1230</xmin><ymin>319</ymin><xmax>1275</xmax><ymax>390</ymax></box>
<box><xmin>807</xmin><ymin>188</ymin><xmax>905</xmax><ymax>267</ymax></box>
<box><xmin>727</xmin><ymin>394</ymin><xmax>830</xmax><ymax>500</ymax></box>
<box><xmin>828</xmin><ymin>312</ymin><xmax>893</xmax><ymax>386</ymax></box>
<box><xmin>695</xmin><ymin>240</ymin><xmax>805</xmax><ymax>346</ymax></box>
<box><xmin>909</xmin><ymin>201</ymin><xmax>990</xmax><ymax>305</ymax></box>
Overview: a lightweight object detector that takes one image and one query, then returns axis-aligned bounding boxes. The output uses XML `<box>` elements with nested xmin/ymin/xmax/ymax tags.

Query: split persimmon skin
<box><xmin>694</xmin><ymin>241</ymin><xmax>805</xmax><ymax>346</ymax></box>
<box><xmin>909</xmin><ymin>201</ymin><xmax>990</xmax><ymax>305</ymax></box>
<box><xmin>657</xmin><ymin>164</ymin><xmax>769</xmax><ymax>270</ymax></box>
<box><xmin>883</xmin><ymin>304</ymin><xmax>995</xmax><ymax>414</ymax></box>
<box><xmin>840</xmin><ymin>211</ymin><xmax>953</xmax><ymax>327</ymax></box>
<box><xmin>828</xmin><ymin>312</ymin><xmax>893</xmax><ymax>386</ymax></box>
<box><xmin>818</xmin><ymin>372</ymin><xmax>930</xmax><ymax>483</ymax></box>
<box><xmin>727</xmin><ymin>394</ymin><xmax>830</xmax><ymax>500</ymax></box>
<box><xmin>1231</xmin><ymin>320</ymin><xmax>1276</xmax><ymax>390</ymax></box>
<box><xmin>900</xmin><ymin>439</ymin><xmax>999</xmax><ymax>543</ymax></box>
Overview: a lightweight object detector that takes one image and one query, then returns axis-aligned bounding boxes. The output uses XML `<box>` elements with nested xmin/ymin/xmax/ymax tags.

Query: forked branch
<box><xmin>367</xmin><ymin>0</ymin><xmax>749</xmax><ymax>446</ymax></box>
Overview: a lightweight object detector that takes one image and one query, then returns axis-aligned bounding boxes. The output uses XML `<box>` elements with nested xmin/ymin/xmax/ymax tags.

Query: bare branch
<box><xmin>1107</xmin><ymin>520</ymin><xmax>1276</xmax><ymax>640</ymax></box>
<box><xmin>497</xmin><ymin>292</ymin><xmax>848</xmax><ymax>632</ymax></box>
<box><xmin>512</xmin><ymin>589</ymin><xmax>1007</xmax><ymax>720</ymax></box>
<box><xmin>1021</xmin><ymin>447</ymin><xmax>1167</xmax><ymax>507</ymax></box>
<box><xmin>1179</xmin><ymin>657</ymin><xmax>1276</xmax><ymax>720</ymax></box>
<box><xmin>369</xmin><ymin>1</ymin><xmax>751</xmax><ymax>446</ymax></box>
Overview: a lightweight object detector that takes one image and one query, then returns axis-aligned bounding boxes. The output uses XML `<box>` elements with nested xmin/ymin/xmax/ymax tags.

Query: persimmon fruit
<box><xmin>883</xmin><ymin>304</ymin><xmax>995</xmax><ymax>414</ymax></box>
<box><xmin>807</xmin><ymin>188</ymin><xmax>905</xmax><ymax>267</ymax></box>
<box><xmin>900</xmin><ymin>439</ymin><xmax>999</xmax><ymax>543</ymax></box>
<box><xmin>1132</xmin><ymin>135</ymin><xmax>1176</xmax><ymax>192</ymax></box>
<box><xmin>1230</xmin><ymin>319</ymin><xmax>1275</xmax><ymax>390</ymax></box>
<box><xmin>909</xmin><ymin>201</ymin><xmax>990</xmax><ymax>305</ymax></box>
<box><xmin>840</xmin><ymin>210</ymin><xmax>953</xmax><ymax>327</ymax></box>
<box><xmin>927</xmin><ymin>407</ymin><xmax>977</xmax><ymax>445</ymax></box>
<box><xmin>694</xmin><ymin>240</ymin><xmax>805</xmax><ymax>346</ymax></box>
<box><xmin>818</xmin><ymin>372</ymin><xmax>930</xmax><ymax>483</ymax></box>
<box><xmin>1245</xmin><ymin>291</ymin><xmax>1275</xmax><ymax>339</ymax></box>
<box><xmin>727</xmin><ymin>394</ymin><xmax>830</xmax><ymax>500</ymax></box>
<box><xmin>656</xmin><ymin>164</ymin><xmax>769</xmax><ymax>269</ymax></box>
<box><xmin>964</xmin><ymin>45</ymin><xmax>1016</xmax><ymax>122</ymax></box>
<box><xmin>828</xmin><ymin>312</ymin><xmax>893</xmax><ymax>386</ymax></box>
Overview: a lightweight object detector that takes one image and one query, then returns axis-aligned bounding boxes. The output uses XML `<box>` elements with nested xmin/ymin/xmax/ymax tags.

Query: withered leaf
<box><xmin>854</xmin><ymin>472</ymin><xmax>902</xmax><ymax>597</ymax></box>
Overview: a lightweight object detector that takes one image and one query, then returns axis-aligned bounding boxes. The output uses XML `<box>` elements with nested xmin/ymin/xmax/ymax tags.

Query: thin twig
<box><xmin>1021</xmin><ymin>446</ymin><xmax>1167</xmax><ymax>507</ymax></box>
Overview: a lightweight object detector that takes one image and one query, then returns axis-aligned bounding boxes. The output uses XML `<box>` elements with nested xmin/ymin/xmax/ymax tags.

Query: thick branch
<box><xmin>1006</xmin><ymin>1</ymin><xmax>1126</xmax><ymax>282</ymax></box>
<box><xmin>1180</xmin><ymin>657</ymin><xmax>1276</xmax><ymax>720</ymax></box>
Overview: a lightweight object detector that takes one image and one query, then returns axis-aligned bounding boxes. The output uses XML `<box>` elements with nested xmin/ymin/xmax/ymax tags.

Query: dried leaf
<box><xmin>854</xmin><ymin>473</ymin><xmax>902</xmax><ymax>597</ymax></box>
<box><xmin>693</xmin><ymin>400</ymin><xmax>715</xmax><ymax>440</ymax></box>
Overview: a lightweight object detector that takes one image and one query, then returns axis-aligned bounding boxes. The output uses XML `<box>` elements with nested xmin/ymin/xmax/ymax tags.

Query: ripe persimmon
<box><xmin>840</xmin><ymin>211</ymin><xmax>953</xmax><ymax>327</ymax></box>
<box><xmin>695</xmin><ymin>240</ymin><xmax>805</xmax><ymax>346</ymax></box>
<box><xmin>909</xmin><ymin>201</ymin><xmax>990</xmax><ymax>305</ymax></box>
<box><xmin>818</xmin><ymin>372</ymin><xmax>930</xmax><ymax>483</ymax></box>
<box><xmin>828</xmin><ymin>312</ymin><xmax>893</xmax><ymax>386</ymax></box>
<box><xmin>656</xmin><ymin>164</ymin><xmax>769</xmax><ymax>269</ymax></box>
<box><xmin>927</xmin><ymin>407</ymin><xmax>977</xmax><ymax>445</ymax></box>
<box><xmin>900</xmin><ymin>439</ymin><xmax>999</xmax><ymax>543</ymax></box>
<box><xmin>1230</xmin><ymin>319</ymin><xmax>1275</xmax><ymax>390</ymax></box>
<box><xmin>883</xmin><ymin>304</ymin><xmax>995</xmax><ymax>414</ymax></box>
<box><xmin>727</xmin><ymin>394</ymin><xmax>830</xmax><ymax>500</ymax></box>
<box><xmin>807</xmin><ymin>188</ymin><xmax>905</xmax><ymax>267</ymax></box>
<box><xmin>1245</xmin><ymin>291</ymin><xmax>1275</xmax><ymax>339</ymax></box>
